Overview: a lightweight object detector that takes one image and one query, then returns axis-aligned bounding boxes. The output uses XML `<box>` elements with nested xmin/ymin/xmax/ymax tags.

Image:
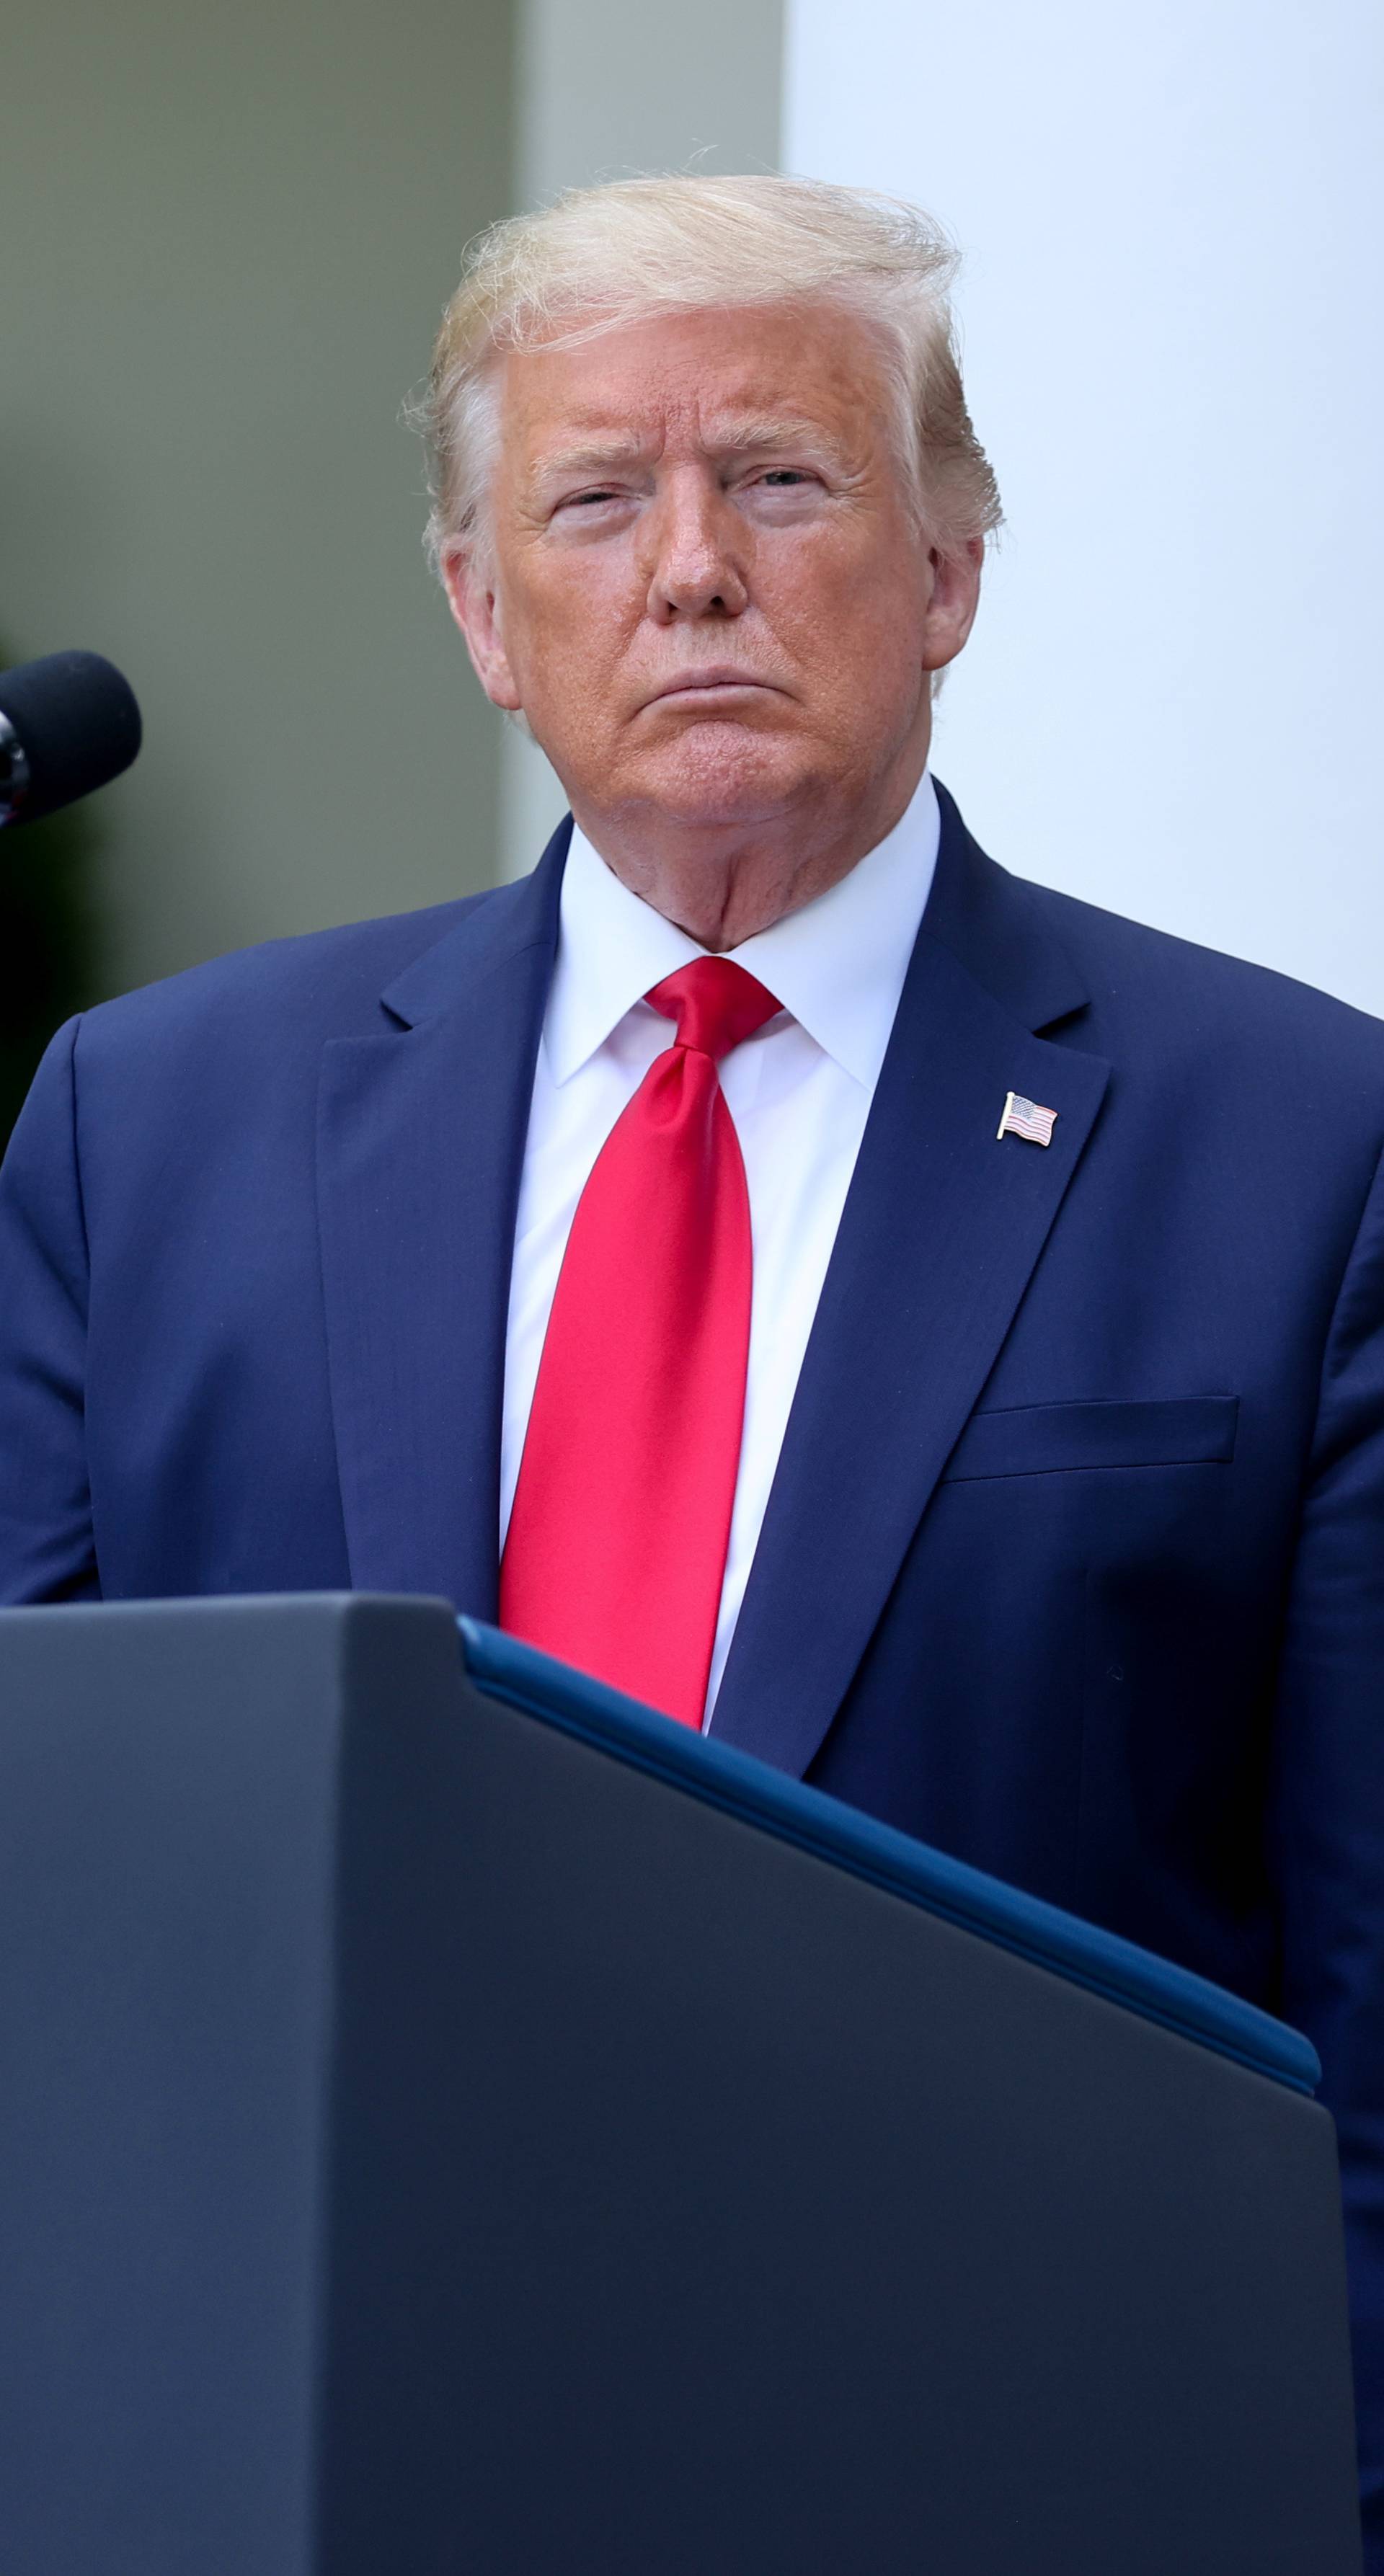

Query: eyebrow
<box><xmin>528</xmin><ymin>436</ymin><xmax>649</xmax><ymax>487</ymax></box>
<box><xmin>526</xmin><ymin>417</ymin><xmax>844</xmax><ymax>492</ymax></box>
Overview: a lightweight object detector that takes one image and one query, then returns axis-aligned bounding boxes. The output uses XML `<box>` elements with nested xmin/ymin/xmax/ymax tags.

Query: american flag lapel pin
<box><xmin>997</xmin><ymin>1090</ymin><xmax>1057</xmax><ymax>1147</ymax></box>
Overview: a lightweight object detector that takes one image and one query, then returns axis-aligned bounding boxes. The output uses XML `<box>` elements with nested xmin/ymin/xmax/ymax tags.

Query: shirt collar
<box><xmin>545</xmin><ymin>771</ymin><xmax>940</xmax><ymax>1089</ymax></box>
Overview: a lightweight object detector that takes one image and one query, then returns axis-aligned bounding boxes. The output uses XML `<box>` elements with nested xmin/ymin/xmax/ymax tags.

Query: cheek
<box><xmin>760</xmin><ymin>523</ymin><xmax>926</xmax><ymax>655</ymax></box>
<box><xmin>506</xmin><ymin>553</ymin><xmax>637</xmax><ymax>700</ymax></box>
<box><xmin>771</xmin><ymin>567</ymin><xmax>927</xmax><ymax>714</ymax></box>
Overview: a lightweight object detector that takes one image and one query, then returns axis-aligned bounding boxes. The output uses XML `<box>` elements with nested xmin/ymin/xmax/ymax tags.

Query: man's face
<box><xmin>446</xmin><ymin>300</ymin><xmax>978</xmax><ymax>848</ymax></box>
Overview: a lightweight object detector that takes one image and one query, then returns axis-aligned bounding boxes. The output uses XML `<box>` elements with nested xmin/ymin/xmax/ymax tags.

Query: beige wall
<box><xmin>3</xmin><ymin>0</ymin><xmax>515</xmax><ymax>990</ymax></box>
<box><xmin>520</xmin><ymin>0</ymin><xmax>784</xmax><ymax>196</ymax></box>
<box><xmin>2</xmin><ymin>0</ymin><xmax>785</xmax><ymax>987</ymax></box>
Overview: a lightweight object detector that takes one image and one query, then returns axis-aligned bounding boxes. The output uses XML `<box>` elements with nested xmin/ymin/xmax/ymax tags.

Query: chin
<box><xmin>628</xmin><ymin>724</ymin><xmax>813</xmax><ymax>830</ymax></box>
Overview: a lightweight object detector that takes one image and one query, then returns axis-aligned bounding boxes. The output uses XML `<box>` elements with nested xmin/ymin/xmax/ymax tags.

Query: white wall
<box><xmin>786</xmin><ymin>0</ymin><xmax>1384</xmax><ymax>1014</ymax></box>
<box><xmin>498</xmin><ymin>0</ymin><xmax>784</xmax><ymax>879</ymax></box>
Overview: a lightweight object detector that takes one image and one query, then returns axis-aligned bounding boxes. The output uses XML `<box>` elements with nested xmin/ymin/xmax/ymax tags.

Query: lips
<box><xmin>644</xmin><ymin>669</ymin><xmax>779</xmax><ymax>705</ymax></box>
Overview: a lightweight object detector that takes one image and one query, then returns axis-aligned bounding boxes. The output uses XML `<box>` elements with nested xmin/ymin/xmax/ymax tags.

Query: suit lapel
<box><xmin>709</xmin><ymin>791</ymin><xmax>1110</xmax><ymax>1776</ymax></box>
<box><xmin>316</xmin><ymin>824</ymin><xmax>569</xmax><ymax>1615</ymax></box>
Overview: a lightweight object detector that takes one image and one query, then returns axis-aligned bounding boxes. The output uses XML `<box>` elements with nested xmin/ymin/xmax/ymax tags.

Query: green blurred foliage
<box><xmin>0</xmin><ymin>660</ymin><xmax>103</xmax><ymax>1154</ymax></box>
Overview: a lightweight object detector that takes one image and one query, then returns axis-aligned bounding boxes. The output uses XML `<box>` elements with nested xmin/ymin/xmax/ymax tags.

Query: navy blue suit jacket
<box><xmin>4</xmin><ymin>784</ymin><xmax>1384</xmax><ymax>2546</ymax></box>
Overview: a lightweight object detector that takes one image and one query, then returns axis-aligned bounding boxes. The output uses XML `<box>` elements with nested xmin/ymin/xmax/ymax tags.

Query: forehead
<box><xmin>494</xmin><ymin>299</ymin><xmax>893</xmax><ymax>467</ymax></box>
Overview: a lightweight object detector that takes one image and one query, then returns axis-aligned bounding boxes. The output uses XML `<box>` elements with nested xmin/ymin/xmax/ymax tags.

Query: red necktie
<box><xmin>500</xmin><ymin>956</ymin><xmax>781</xmax><ymax>1727</ymax></box>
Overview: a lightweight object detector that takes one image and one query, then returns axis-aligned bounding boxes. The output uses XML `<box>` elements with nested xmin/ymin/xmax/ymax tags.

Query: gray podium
<box><xmin>0</xmin><ymin>1594</ymin><xmax>1363</xmax><ymax>2574</ymax></box>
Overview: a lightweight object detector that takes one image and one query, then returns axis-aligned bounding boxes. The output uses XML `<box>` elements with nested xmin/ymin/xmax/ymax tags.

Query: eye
<box><xmin>759</xmin><ymin>468</ymin><xmax>812</xmax><ymax>487</ymax></box>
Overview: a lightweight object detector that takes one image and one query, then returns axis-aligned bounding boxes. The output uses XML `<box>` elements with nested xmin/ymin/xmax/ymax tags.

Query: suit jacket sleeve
<box><xmin>0</xmin><ymin>1016</ymin><xmax>100</xmax><ymax>1604</ymax></box>
<box><xmin>1272</xmin><ymin>1137</ymin><xmax>1384</xmax><ymax>2559</ymax></box>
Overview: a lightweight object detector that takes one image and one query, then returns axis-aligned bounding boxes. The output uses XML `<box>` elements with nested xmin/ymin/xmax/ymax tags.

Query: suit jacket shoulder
<box><xmin>74</xmin><ymin>887</ymin><xmax>489</xmax><ymax>1070</ymax></box>
<box><xmin>1007</xmin><ymin>859</ymin><xmax>1384</xmax><ymax>1101</ymax></box>
<box><xmin>921</xmin><ymin>789</ymin><xmax>1384</xmax><ymax>1194</ymax></box>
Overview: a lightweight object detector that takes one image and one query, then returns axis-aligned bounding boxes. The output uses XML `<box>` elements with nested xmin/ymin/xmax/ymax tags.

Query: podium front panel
<box><xmin>0</xmin><ymin>1596</ymin><xmax>1362</xmax><ymax>2575</ymax></box>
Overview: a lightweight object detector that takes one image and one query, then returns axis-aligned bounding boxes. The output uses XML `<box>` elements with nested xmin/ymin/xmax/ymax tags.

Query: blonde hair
<box><xmin>416</xmin><ymin>173</ymin><xmax>1001</xmax><ymax>578</ymax></box>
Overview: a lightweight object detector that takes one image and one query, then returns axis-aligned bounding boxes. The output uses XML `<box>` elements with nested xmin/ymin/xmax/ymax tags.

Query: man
<box><xmin>1</xmin><ymin>176</ymin><xmax>1383</xmax><ymax>2546</ymax></box>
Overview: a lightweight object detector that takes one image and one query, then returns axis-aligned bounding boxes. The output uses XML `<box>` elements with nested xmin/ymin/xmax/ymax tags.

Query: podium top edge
<box><xmin>458</xmin><ymin>1618</ymin><xmax>1321</xmax><ymax>2100</ymax></box>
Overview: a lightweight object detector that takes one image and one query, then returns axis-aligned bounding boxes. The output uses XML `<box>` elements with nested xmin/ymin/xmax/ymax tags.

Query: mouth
<box><xmin>641</xmin><ymin>669</ymin><xmax>786</xmax><ymax>711</ymax></box>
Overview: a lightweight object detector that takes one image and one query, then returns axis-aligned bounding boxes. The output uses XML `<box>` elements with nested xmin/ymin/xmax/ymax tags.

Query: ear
<box><xmin>920</xmin><ymin>536</ymin><xmax>983</xmax><ymax>676</ymax></box>
<box><xmin>442</xmin><ymin>542</ymin><xmax>523</xmax><ymax>713</ymax></box>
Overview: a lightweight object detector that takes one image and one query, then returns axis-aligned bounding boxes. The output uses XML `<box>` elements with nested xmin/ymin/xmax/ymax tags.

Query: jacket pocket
<box><xmin>941</xmin><ymin>1395</ymin><xmax>1239</xmax><ymax>1483</ymax></box>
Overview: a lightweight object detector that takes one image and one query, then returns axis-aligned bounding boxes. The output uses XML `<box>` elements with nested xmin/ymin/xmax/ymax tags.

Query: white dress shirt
<box><xmin>500</xmin><ymin>770</ymin><xmax>941</xmax><ymax>1723</ymax></box>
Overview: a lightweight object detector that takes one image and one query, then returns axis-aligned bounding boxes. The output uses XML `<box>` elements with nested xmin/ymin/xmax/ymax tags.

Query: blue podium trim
<box><xmin>457</xmin><ymin>1620</ymin><xmax>1321</xmax><ymax>2098</ymax></box>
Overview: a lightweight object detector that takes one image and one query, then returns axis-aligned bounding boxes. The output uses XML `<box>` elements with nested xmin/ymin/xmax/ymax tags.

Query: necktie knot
<box><xmin>647</xmin><ymin>956</ymin><xmax>781</xmax><ymax>1062</ymax></box>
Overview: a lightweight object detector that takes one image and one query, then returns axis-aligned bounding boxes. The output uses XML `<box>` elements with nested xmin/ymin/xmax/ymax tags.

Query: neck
<box><xmin>569</xmin><ymin>736</ymin><xmax>932</xmax><ymax>951</ymax></box>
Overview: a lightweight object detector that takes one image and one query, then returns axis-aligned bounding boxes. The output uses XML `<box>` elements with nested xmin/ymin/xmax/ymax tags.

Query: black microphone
<box><xmin>0</xmin><ymin>651</ymin><xmax>142</xmax><ymax>829</ymax></box>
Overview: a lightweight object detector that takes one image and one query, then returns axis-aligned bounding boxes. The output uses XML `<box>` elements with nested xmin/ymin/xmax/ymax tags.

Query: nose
<box><xmin>643</xmin><ymin>470</ymin><xmax>748</xmax><ymax>623</ymax></box>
